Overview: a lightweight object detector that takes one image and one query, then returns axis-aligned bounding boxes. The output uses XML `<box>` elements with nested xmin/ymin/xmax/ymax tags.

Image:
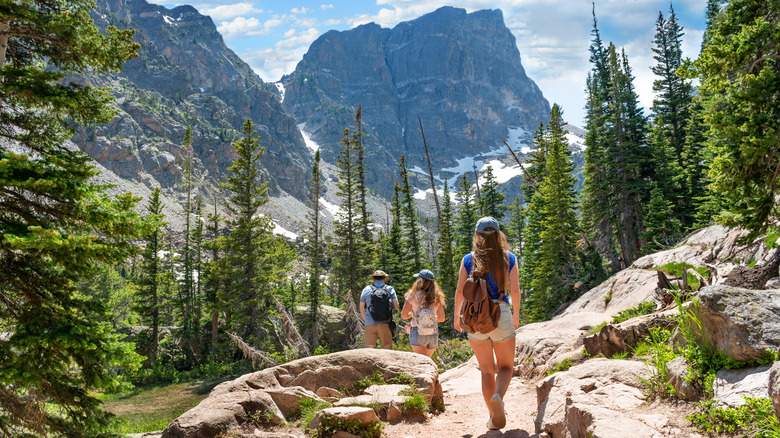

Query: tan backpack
<box><xmin>459</xmin><ymin>270</ymin><xmax>503</xmax><ymax>334</ymax></box>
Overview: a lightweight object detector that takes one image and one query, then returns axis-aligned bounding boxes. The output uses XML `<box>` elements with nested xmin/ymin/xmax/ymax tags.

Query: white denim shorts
<box><xmin>467</xmin><ymin>302</ymin><xmax>515</xmax><ymax>343</ymax></box>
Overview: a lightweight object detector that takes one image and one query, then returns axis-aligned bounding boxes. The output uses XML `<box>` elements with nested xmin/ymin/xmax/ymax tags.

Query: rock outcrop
<box><xmin>161</xmin><ymin>349</ymin><xmax>441</xmax><ymax>438</ymax></box>
<box><xmin>282</xmin><ymin>6</ymin><xmax>550</xmax><ymax>198</ymax></box>
<box><xmin>694</xmin><ymin>285</ymin><xmax>780</xmax><ymax>362</ymax></box>
<box><xmin>79</xmin><ymin>0</ymin><xmax>311</xmax><ymax>201</ymax></box>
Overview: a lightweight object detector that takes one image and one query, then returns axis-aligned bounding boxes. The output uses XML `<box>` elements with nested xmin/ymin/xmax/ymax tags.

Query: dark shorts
<box><xmin>409</xmin><ymin>326</ymin><xmax>438</xmax><ymax>349</ymax></box>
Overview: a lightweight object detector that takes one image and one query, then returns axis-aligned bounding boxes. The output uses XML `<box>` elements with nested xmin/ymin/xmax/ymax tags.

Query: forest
<box><xmin>1</xmin><ymin>0</ymin><xmax>779</xmax><ymax>436</ymax></box>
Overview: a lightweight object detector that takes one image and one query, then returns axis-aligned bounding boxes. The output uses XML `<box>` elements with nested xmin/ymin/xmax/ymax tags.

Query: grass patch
<box><xmin>654</xmin><ymin>262</ymin><xmax>709</xmax><ymax>291</ymax></box>
<box><xmin>312</xmin><ymin>415</ymin><xmax>383</xmax><ymax>438</ymax></box>
<box><xmin>290</xmin><ymin>397</ymin><xmax>331</xmax><ymax>428</ymax></box>
<box><xmin>433</xmin><ymin>338</ymin><xmax>473</xmax><ymax>372</ymax></box>
<box><xmin>546</xmin><ymin>358</ymin><xmax>573</xmax><ymax>376</ymax></box>
<box><xmin>689</xmin><ymin>397</ymin><xmax>780</xmax><ymax>437</ymax></box>
<box><xmin>102</xmin><ymin>380</ymin><xmax>219</xmax><ymax>433</ymax></box>
<box><xmin>611</xmin><ymin>301</ymin><xmax>656</xmax><ymax>324</ymax></box>
<box><xmin>589</xmin><ymin>321</ymin><xmax>608</xmax><ymax>334</ymax></box>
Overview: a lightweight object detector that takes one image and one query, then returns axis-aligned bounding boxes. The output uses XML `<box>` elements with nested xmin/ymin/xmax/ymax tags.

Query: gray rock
<box><xmin>769</xmin><ymin>362</ymin><xmax>780</xmax><ymax>420</ymax></box>
<box><xmin>309</xmin><ymin>406</ymin><xmax>380</xmax><ymax>431</ymax></box>
<box><xmin>713</xmin><ymin>365</ymin><xmax>771</xmax><ymax>408</ymax></box>
<box><xmin>766</xmin><ymin>277</ymin><xmax>780</xmax><ymax>289</ymax></box>
<box><xmin>666</xmin><ymin>356</ymin><xmax>701</xmax><ymax>400</ymax></box>
<box><xmin>694</xmin><ymin>285</ymin><xmax>780</xmax><ymax>361</ymax></box>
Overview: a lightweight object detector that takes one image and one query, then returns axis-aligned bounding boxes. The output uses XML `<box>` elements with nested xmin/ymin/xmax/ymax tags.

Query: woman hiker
<box><xmin>453</xmin><ymin>216</ymin><xmax>521</xmax><ymax>431</ymax></box>
<box><xmin>400</xmin><ymin>269</ymin><xmax>446</xmax><ymax>358</ymax></box>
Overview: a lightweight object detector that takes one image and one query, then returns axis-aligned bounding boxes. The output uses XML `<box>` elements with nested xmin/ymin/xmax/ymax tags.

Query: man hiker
<box><xmin>359</xmin><ymin>270</ymin><xmax>399</xmax><ymax>349</ymax></box>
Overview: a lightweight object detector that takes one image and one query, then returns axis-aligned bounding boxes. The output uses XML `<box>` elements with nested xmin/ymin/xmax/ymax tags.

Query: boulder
<box><xmin>535</xmin><ymin>358</ymin><xmax>665</xmax><ymax>437</ymax></box>
<box><xmin>314</xmin><ymin>386</ymin><xmax>343</xmax><ymax>402</ymax></box>
<box><xmin>162</xmin><ymin>350</ymin><xmax>440</xmax><ymax>438</ymax></box>
<box><xmin>766</xmin><ymin>277</ymin><xmax>780</xmax><ymax>290</ymax></box>
<box><xmin>308</xmin><ymin>406</ymin><xmax>380</xmax><ymax>431</ymax></box>
<box><xmin>666</xmin><ymin>356</ymin><xmax>701</xmax><ymax>400</ymax></box>
<box><xmin>386</xmin><ymin>402</ymin><xmax>403</xmax><ymax>424</ymax></box>
<box><xmin>694</xmin><ymin>286</ymin><xmax>780</xmax><ymax>362</ymax></box>
<box><xmin>769</xmin><ymin>361</ymin><xmax>780</xmax><ymax>420</ymax></box>
<box><xmin>583</xmin><ymin>325</ymin><xmax>627</xmax><ymax>358</ymax></box>
<box><xmin>713</xmin><ymin>365</ymin><xmax>771</xmax><ymax>408</ymax></box>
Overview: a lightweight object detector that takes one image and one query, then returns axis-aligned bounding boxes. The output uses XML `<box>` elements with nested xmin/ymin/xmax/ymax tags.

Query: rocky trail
<box><xmin>384</xmin><ymin>360</ymin><xmax>539</xmax><ymax>437</ymax></box>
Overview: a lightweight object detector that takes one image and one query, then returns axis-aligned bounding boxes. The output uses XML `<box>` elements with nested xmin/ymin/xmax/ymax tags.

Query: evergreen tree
<box><xmin>331</xmin><ymin>128</ymin><xmax>365</xmax><ymax>303</ymax></box>
<box><xmin>436</xmin><ymin>177</ymin><xmax>457</xmax><ymax>315</ymax></box>
<box><xmin>136</xmin><ymin>188</ymin><xmax>166</xmax><ymax>364</ymax></box>
<box><xmin>506</xmin><ymin>196</ymin><xmax>526</xmax><ymax>259</ymax></box>
<box><xmin>681</xmin><ymin>99</ymin><xmax>717</xmax><ymax>227</ymax></box>
<box><xmin>648</xmin><ymin>6</ymin><xmax>694</xmax><ymax>232</ymax></box>
<box><xmin>355</xmin><ymin>105</ymin><xmax>371</xmax><ymax>242</ymax></box>
<box><xmin>454</xmin><ymin>173</ymin><xmax>477</xmax><ymax>259</ymax></box>
<box><xmin>0</xmin><ymin>1</ymin><xmax>144</xmax><ymax>434</ymax></box>
<box><xmin>384</xmin><ymin>183</ymin><xmax>405</xmax><ymax>282</ymax></box>
<box><xmin>643</xmin><ymin>182</ymin><xmax>682</xmax><ymax>252</ymax></box>
<box><xmin>179</xmin><ymin>125</ymin><xmax>196</xmax><ymax>362</ymax></box>
<box><xmin>480</xmin><ymin>165</ymin><xmax>506</xmax><ymax>220</ymax></box>
<box><xmin>204</xmin><ymin>198</ymin><xmax>223</xmax><ymax>357</ymax></box>
<box><xmin>306</xmin><ymin>150</ymin><xmax>324</xmax><ymax>348</ymax></box>
<box><xmin>525</xmin><ymin>105</ymin><xmax>579</xmax><ymax>320</ymax></box>
<box><xmin>221</xmin><ymin>119</ymin><xmax>272</xmax><ymax>342</ymax></box>
<box><xmin>689</xmin><ymin>0</ymin><xmax>780</xmax><ymax>241</ymax></box>
<box><xmin>192</xmin><ymin>195</ymin><xmax>204</xmax><ymax>350</ymax></box>
<box><xmin>398</xmin><ymin>155</ymin><xmax>423</xmax><ymax>277</ymax></box>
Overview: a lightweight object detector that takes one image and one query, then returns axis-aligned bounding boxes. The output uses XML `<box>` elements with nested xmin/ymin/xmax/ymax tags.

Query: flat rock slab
<box><xmin>334</xmin><ymin>394</ymin><xmax>408</xmax><ymax>407</ymax></box>
<box><xmin>713</xmin><ymin>365</ymin><xmax>771</xmax><ymax>408</ymax></box>
<box><xmin>309</xmin><ymin>406</ymin><xmax>380</xmax><ymax>430</ymax></box>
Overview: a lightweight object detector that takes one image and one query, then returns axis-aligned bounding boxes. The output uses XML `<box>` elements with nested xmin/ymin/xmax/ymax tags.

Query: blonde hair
<box><xmin>471</xmin><ymin>230</ymin><xmax>510</xmax><ymax>292</ymax></box>
<box><xmin>405</xmin><ymin>278</ymin><xmax>446</xmax><ymax>309</ymax></box>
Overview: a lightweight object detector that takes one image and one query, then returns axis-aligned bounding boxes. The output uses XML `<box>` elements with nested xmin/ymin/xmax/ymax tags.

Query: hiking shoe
<box><xmin>489</xmin><ymin>393</ymin><xmax>506</xmax><ymax>429</ymax></box>
<box><xmin>487</xmin><ymin>418</ymin><xmax>499</xmax><ymax>430</ymax></box>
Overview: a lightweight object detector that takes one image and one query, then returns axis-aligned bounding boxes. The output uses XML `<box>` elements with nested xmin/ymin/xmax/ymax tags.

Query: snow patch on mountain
<box><xmin>298</xmin><ymin>124</ymin><xmax>320</xmax><ymax>153</ymax></box>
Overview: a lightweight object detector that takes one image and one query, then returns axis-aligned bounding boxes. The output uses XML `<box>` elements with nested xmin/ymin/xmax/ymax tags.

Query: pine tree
<box><xmin>689</xmin><ymin>0</ymin><xmax>780</xmax><ymax>241</ymax></box>
<box><xmin>398</xmin><ymin>155</ymin><xmax>423</xmax><ymax>277</ymax></box>
<box><xmin>306</xmin><ymin>150</ymin><xmax>324</xmax><ymax>348</ymax></box>
<box><xmin>436</xmin><ymin>177</ymin><xmax>457</xmax><ymax>315</ymax></box>
<box><xmin>385</xmin><ymin>183</ymin><xmax>405</xmax><ymax>282</ymax></box>
<box><xmin>0</xmin><ymin>1</ymin><xmax>144</xmax><ymax>434</ymax></box>
<box><xmin>221</xmin><ymin>118</ymin><xmax>271</xmax><ymax>342</ymax></box>
<box><xmin>179</xmin><ymin>124</ymin><xmax>196</xmax><ymax>362</ymax></box>
<box><xmin>480</xmin><ymin>165</ymin><xmax>506</xmax><ymax>220</ymax></box>
<box><xmin>454</xmin><ymin>173</ymin><xmax>477</xmax><ymax>259</ymax></box>
<box><xmin>204</xmin><ymin>198</ymin><xmax>223</xmax><ymax>357</ymax></box>
<box><xmin>331</xmin><ymin>128</ymin><xmax>364</xmax><ymax>303</ymax></box>
<box><xmin>506</xmin><ymin>197</ymin><xmax>526</xmax><ymax>258</ymax></box>
<box><xmin>524</xmin><ymin>105</ymin><xmax>580</xmax><ymax>320</ymax></box>
<box><xmin>136</xmin><ymin>188</ymin><xmax>167</xmax><ymax>364</ymax></box>
<box><xmin>192</xmin><ymin>195</ymin><xmax>204</xmax><ymax>351</ymax></box>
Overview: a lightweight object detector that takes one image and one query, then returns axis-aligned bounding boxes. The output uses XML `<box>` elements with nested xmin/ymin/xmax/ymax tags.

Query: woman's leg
<box><xmin>411</xmin><ymin>345</ymin><xmax>430</xmax><ymax>356</ymax></box>
<box><xmin>469</xmin><ymin>338</ymin><xmax>497</xmax><ymax>413</ymax></box>
<box><xmin>493</xmin><ymin>336</ymin><xmax>516</xmax><ymax>398</ymax></box>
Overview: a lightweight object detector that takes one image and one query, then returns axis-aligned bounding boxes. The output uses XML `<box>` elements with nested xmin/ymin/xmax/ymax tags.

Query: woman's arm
<box><xmin>453</xmin><ymin>261</ymin><xmax>468</xmax><ymax>332</ymax></box>
<box><xmin>400</xmin><ymin>295</ymin><xmax>413</xmax><ymax>320</ymax></box>
<box><xmin>509</xmin><ymin>263</ymin><xmax>521</xmax><ymax>329</ymax></box>
<box><xmin>435</xmin><ymin>301</ymin><xmax>445</xmax><ymax>323</ymax></box>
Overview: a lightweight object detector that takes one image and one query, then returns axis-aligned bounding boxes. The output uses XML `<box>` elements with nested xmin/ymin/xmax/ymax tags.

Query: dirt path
<box><xmin>383</xmin><ymin>360</ymin><xmax>541</xmax><ymax>438</ymax></box>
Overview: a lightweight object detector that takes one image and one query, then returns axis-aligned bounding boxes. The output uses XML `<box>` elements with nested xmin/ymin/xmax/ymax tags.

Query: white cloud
<box><xmin>320</xmin><ymin>4</ymin><xmax>335</xmax><ymax>10</ymax></box>
<box><xmin>276</xmin><ymin>27</ymin><xmax>321</xmax><ymax>49</ymax></box>
<box><xmin>242</xmin><ymin>46</ymin><xmax>308</xmax><ymax>81</ymax></box>
<box><xmin>291</xmin><ymin>7</ymin><xmax>310</xmax><ymax>14</ymax></box>
<box><xmin>200</xmin><ymin>3</ymin><xmax>262</xmax><ymax>21</ymax></box>
<box><xmin>217</xmin><ymin>16</ymin><xmax>269</xmax><ymax>39</ymax></box>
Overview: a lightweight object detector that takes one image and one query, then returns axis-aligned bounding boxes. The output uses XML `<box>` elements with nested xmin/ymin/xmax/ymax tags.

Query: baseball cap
<box><xmin>475</xmin><ymin>216</ymin><xmax>500</xmax><ymax>234</ymax></box>
<box><xmin>413</xmin><ymin>269</ymin><xmax>435</xmax><ymax>280</ymax></box>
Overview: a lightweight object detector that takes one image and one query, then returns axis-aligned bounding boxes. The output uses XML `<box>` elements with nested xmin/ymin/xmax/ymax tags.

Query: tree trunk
<box><xmin>0</xmin><ymin>20</ymin><xmax>8</xmax><ymax>72</ymax></box>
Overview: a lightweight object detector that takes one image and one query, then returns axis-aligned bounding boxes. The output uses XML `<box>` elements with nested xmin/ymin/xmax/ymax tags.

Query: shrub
<box><xmin>546</xmin><ymin>358</ymin><xmax>573</xmax><ymax>376</ymax></box>
<box><xmin>611</xmin><ymin>301</ymin><xmax>656</xmax><ymax>324</ymax></box>
<box><xmin>291</xmin><ymin>397</ymin><xmax>331</xmax><ymax>427</ymax></box>
<box><xmin>399</xmin><ymin>385</ymin><xmax>429</xmax><ymax>415</ymax></box>
<box><xmin>312</xmin><ymin>416</ymin><xmax>383</xmax><ymax>438</ymax></box>
<box><xmin>688</xmin><ymin>397</ymin><xmax>780</xmax><ymax>437</ymax></box>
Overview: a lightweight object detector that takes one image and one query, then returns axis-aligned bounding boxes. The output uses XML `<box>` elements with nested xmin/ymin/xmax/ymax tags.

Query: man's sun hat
<box><xmin>413</xmin><ymin>269</ymin><xmax>435</xmax><ymax>280</ymax></box>
<box><xmin>475</xmin><ymin>216</ymin><xmax>500</xmax><ymax>234</ymax></box>
<box><xmin>370</xmin><ymin>270</ymin><xmax>388</xmax><ymax>279</ymax></box>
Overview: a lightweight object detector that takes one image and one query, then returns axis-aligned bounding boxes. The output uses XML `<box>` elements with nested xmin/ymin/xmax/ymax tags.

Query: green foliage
<box><xmin>589</xmin><ymin>322</ymin><xmax>608</xmax><ymax>335</ymax></box>
<box><xmin>611</xmin><ymin>301</ymin><xmax>657</xmax><ymax>324</ymax></box>
<box><xmin>546</xmin><ymin>358</ymin><xmax>574</xmax><ymax>376</ymax></box>
<box><xmin>433</xmin><ymin>338</ymin><xmax>474</xmax><ymax>372</ymax></box>
<box><xmin>480</xmin><ymin>165</ymin><xmax>506</xmax><ymax>220</ymax></box>
<box><xmin>687</xmin><ymin>0</ymin><xmax>780</xmax><ymax>242</ymax></box>
<box><xmin>689</xmin><ymin>397</ymin><xmax>780</xmax><ymax>437</ymax></box>
<box><xmin>655</xmin><ymin>262</ymin><xmax>709</xmax><ymax>290</ymax></box>
<box><xmin>399</xmin><ymin>387</ymin><xmax>430</xmax><ymax>415</ymax></box>
<box><xmin>126</xmin><ymin>358</ymin><xmax>253</xmax><ymax>387</ymax></box>
<box><xmin>312</xmin><ymin>415</ymin><xmax>384</xmax><ymax>438</ymax></box>
<box><xmin>344</xmin><ymin>370</ymin><xmax>387</xmax><ymax>396</ymax></box>
<box><xmin>313</xmin><ymin>345</ymin><xmax>331</xmax><ymax>356</ymax></box>
<box><xmin>388</xmin><ymin>373</ymin><xmax>416</xmax><ymax>386</ymax></box>
<box><xmin>638</xmin><ymin>327</ymin><xmax>677</xmax><ymax>398</ymax></box>
<box><xmin>0</xmin><ymin>1</ymin><xmax>149</xmax><ymax>435</ymax></box>
<box><xmin>291</xmin><ymin>397</ymin><xmax>331</xmax><ymax>428</ymax></box>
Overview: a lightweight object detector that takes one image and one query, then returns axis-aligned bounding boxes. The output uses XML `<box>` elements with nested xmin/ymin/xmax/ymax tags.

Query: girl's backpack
<box><xmin>459</xmin><ymin>270</ymin><xmax>502</xmax><ymax>334</ymax></box>
<box><xmin>416</xmin><ymin>308</ymin><xmax>438</xmax><ymax>336</ymax></box>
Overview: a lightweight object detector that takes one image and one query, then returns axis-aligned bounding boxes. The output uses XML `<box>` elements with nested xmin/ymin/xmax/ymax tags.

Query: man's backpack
<box><xmin>368</xmin><ymin>285</ymin><xmax>393</xmax><ymax>322</ymax></box>
<box><xmin>416</xmin><ymin>308</ymin><xmax>438</xmax><ymax>336</ymax></box>
<box><xmin>459</xmin><ymin>270</ymin><xmax>503</xmax><ymax>334</ymax></box>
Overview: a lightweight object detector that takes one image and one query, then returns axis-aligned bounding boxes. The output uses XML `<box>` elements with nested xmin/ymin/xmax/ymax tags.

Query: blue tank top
<box><xmin>463</xmin><ymin>252</ymin><xmax>515</xmax><ymax>304</ymax></box>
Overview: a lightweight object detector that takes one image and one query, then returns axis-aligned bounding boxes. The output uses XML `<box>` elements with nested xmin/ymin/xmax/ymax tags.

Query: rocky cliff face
<box><xmin>76</xmin><ymin>0</ymin><xmax>311</xmax><ymax>200</ymax></box>
<box><xmin>281</xmin><ymin>6</ymin><xmax>550</xmax><ymax>197</ymax></box>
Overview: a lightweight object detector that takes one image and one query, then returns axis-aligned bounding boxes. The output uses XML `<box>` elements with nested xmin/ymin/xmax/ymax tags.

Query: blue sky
<box><xmin>147</xmin><ymin>0</ymin><xmax>707</xmax><ymax>127</ymax></box>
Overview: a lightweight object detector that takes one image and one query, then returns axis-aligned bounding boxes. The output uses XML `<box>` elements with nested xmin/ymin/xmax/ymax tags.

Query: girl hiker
<box><xmin>400</xmin><ymin>269</ymin><xmax>446</xmax><ymax>358</ymax></box>
<box><xmin>453</xmin><ymin>217</ymin><xmax>521</xmax><ymax>431</ymax></box>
